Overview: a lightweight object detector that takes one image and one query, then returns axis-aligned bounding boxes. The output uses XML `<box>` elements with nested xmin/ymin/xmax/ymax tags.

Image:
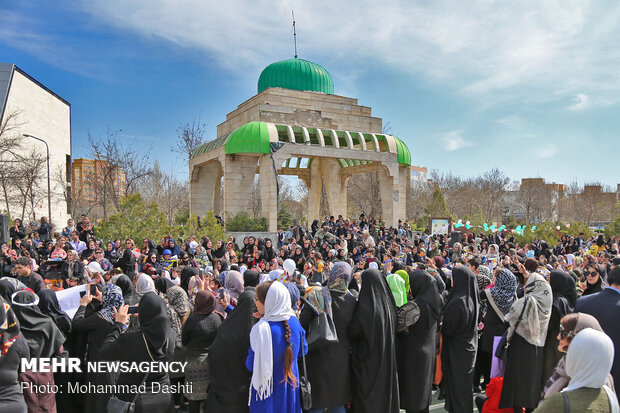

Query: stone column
<box><xmin>222</xmin><ymin>155</ymin><xmax>258</xmax><ymax>221</ymax></box>
<box><xmin>190</xmin><ymin>160</ymin><xmax>222</xmax><ymax>217</ymax></box>
<box><xmin>378</xmin><ymin>165</ymin><xmax>398</xmax><ymax>227</ymax></box>
<box><xmin>259</xmin><ymin>154</ymin><xmax>278</xmax><ymax>232</ymax></box>
<box><xmin>322</xmin><ymin>158</ymin><xmax>348</xmax><ymax>219</ymax></box>
<box><xmin>307</xmin><ymin>158</ymin><xmax>322</xmax><ymax>223</ymax></box>
<box><xmin>379</xmin><ymin>164</ymin><xmax>409</xmax><ymax>227</ymax></box>
<box><xmin>393</xmin><ymin>166</ymin><xmax>409</xmax><ymax>225</ymax></box>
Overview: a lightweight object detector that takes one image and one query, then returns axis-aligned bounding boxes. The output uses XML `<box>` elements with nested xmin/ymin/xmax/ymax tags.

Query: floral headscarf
<box><xmin>99</xmin><ymin>284</ymin><xmax>125</xmax><ymax>328</ymax></box>
<box><xmin>327</xmin><ymin>262</ymin><xmax>353</xmax><ymax>293</ymax></box>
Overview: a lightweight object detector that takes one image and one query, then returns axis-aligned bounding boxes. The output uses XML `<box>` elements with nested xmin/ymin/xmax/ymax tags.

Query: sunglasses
<box><xmin>586</xmin><ymin>271</ymin><xmax>598</xmax><ymax>277</ymax></box>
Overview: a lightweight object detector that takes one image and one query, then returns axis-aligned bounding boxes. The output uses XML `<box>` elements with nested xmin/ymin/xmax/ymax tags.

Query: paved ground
<box><xmin>412</xmin><ymin>391</ymin><xmax>482</xmax><ymax>412</ymax></box>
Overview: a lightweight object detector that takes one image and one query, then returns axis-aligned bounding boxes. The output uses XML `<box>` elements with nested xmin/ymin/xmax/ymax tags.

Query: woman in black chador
<box><xmin>440</xmin><ymin>266</ymin><xmax>479</xmax><ymax>413</ymax></box>
<box><xmin>349</xmin><ymin>268</ymin><xmax>400</xmax><ymax>413</ymax></box>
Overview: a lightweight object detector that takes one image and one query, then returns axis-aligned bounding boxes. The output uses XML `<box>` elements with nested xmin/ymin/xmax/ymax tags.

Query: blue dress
<box><xmin>246</xmin><ymin>316</ymin><xmax>308</xmax><ymax>413</ymax></box>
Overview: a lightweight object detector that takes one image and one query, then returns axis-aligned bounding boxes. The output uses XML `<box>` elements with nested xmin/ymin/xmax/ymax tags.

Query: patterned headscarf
<box><xmin>305</xmin><ymin>285</ymin><xmax>332</xmax><ymax>316</ymax></box>
<box><xmin>477</xmin><ymin>266</ymin><xmax>493</xmax><ymax>290</ymax></box>
<box><xmin>166</xmin><ymin>286</ymin><xmax>188</xmax><ymax>348</ymax></box>
<box><xmin>99</xmin><ymin>284</ymin><xmax>125</xmax><ymax>327</ymax></box>
<box><xmin>328</xmin><ymin>262</ymin><xmax>353</xmax><ymax>293</ymax></box>
<box><xmin>305</xmin><ymin>261</ymin><xmax>353</xmax><ymax>316</ymax></box>
<box><xmin>488</xmin><ymin>268</ymin><xmax>517</xmax><ymax>316</ymax></box>
<box><xmin>166</xmin><ymin>286</ymin><xmax>189</xmax><ymax>318</ymax></box>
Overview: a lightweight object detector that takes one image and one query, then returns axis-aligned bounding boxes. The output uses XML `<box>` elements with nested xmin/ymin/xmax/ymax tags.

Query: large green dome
<box><xmin>258</xmin><ymin>58</ymin><xmax>334</xmax><ymax>95</ymax></box>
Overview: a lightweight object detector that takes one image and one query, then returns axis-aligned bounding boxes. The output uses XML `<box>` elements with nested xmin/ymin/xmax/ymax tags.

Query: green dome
<box><xmin>393</xmin><ymin>136</ymin><xmax>411</xmax><ymax>166</ymax></box>
<box><xmin>224</xmin><ymin>122</ymin><xmax>271</xmax><ymax>155</ymax></box>
<box><xmin>258</xmin><ymin>58</ymin><xmax>334</xmax><ymax>94</ymax></box>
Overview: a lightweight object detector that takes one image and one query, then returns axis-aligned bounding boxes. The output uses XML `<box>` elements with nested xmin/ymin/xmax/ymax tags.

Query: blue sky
<box><xmin>1</xmin><ymin>0</ymin><xmax>619</xmax><ymax>186</ymax></box>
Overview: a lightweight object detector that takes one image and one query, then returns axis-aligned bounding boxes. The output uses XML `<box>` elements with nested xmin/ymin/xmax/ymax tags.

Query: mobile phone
<box><xmin>90</xmin><ymin>284</ymin><xmax>97</xmax><ymax>295</ymax></box>
<box><xmin>79</xmin><ymin>291</ymin><xmax>86</xmax><ymax>298</ymax></box>
<box><xmin>216</xmin><ymin>287</ymin><xmax>225</xmax><ymax>298</ymax></box>
<box><xmin>127</xmin><ymin>306</ymin><xmax>140</xmax><ymax>314</ymax></box>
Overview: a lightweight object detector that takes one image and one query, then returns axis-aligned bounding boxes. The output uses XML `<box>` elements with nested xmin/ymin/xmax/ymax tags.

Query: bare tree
<box><xmin>479</xmin><ymin>168</ymin><xmax>510</xmax><ymax>219</ymax></box>
<box><xmin>13</xmin><ymin>149</ymin><xmax>46</xmax><ymax>221</ymax></box>
<box><xmin>0</xmin><ymin>110</ymin><xmax>25</xmax><ymax>215</ymax></box>
<box><xmin>279</xmin><ymin>177</ymin><xmax>307</xmax><ymax>221</ymax></box>
<box><xmin>407</xmin><ymin>179</ymin><xmax>433</xmax><ymax>221</ymax></box>
<box><xmin>88</xmin><ymin>128</ymin><xmax>153</xmax><ymax>219</ymax></box>
<box><xmin>347</xmin><ymin>172</ymin><xmax>382</xmax><ymax>218</ymax></box>
<box><xmin>515</xmin><ymin>178</ymin><xmax>554</xmax><ymax>223</ymax></box>
<box><xmin>559</xmin><ymin>181</ymin><xmax>617</xmax><ymax>225</ymax></box>
<box><xmin>139</xmin><ymin>161</ymin><xmax>189</xmax><ymax>225</ymax></box>
<box><xmin>173</xmin><ymin>117</ymin><xmax>209</xmax><ymax>162</ymax></box>
<box><xmin>249</xmin><ymin>177</ymin><xmax>262</xmax><ymax>218</ymax></box>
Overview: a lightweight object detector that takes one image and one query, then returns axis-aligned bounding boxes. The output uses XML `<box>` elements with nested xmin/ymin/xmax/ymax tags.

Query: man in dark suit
<box><xmin>575</xmin><ymin>266</ymin><xmax>620</xmax><ymax>394</ymax></box>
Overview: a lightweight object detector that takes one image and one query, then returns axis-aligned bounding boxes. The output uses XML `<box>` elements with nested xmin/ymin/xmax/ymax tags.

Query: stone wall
<box><xmin>217</xmin><ymin>88</ymin><xmax>383</xmax><ymax>137</ymax></box>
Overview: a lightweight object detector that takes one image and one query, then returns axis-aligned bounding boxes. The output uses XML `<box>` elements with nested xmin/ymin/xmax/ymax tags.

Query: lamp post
<box><xmin>22</xmin><ymin>134</ymin><xmax>52</xmax><ymax>224</ymax></box>
<box><xmin>501</xmin><ymin>206</ymin><xmax>510</xmax><ymax>224</ymax></box>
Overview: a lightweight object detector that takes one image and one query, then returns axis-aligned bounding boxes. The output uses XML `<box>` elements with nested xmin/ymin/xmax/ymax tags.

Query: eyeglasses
<box><xmin>586</xmin><ymin>271</ymin><xmax>598</xmax><ymax>277</ymax></box>
<box><xmin>96</xmin><ymin>251</ymin><xmax>103</xmax><ymax>254</ymax></box>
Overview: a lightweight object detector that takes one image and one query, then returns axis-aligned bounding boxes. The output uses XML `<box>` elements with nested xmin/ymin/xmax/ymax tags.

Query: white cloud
<box><xmin>55</xmin><ymin>0</ymin><xmax>620</xmax><ymax>104</ymax></box>
<box><xmin>533</xmin><ymin>144</ymin><xmax>558</xmax><ymax>159</ymax></box>
<box><xmin>568</xmin><ymin>93</ymin><xmax>590</xmax><ymax>110</ymax></box>
<box><xmin>4</xmin><ymin>1</ymin><xmax>620</xmax><ymax>107</ymax></box>
<box><xmin>442</xmin><ymin>130</ymin><xmax>473</xmax><ymax>151</ymax></box>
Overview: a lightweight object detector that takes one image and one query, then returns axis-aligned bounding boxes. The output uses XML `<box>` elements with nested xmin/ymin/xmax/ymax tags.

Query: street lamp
<box><xmin>22</xmin><ymin>134</ymin><xmax>52</xmax><ymax>224</ymax></box>
<box><xmin>501</xmin><ymin>206</ymin><xmax>510</xmax><ymax>224</ymax></box>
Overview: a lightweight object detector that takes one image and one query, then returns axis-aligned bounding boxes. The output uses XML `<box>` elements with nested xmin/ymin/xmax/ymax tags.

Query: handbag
<box><xmin>495</xmin><ymin>297</ymin><xmax>528</xmax><ymax>362</ymax></box>
<box><xmin>304</xmin><ymin>299</ymin><xmax>338</xmax><ymax>349</ymax></box>
<box><xmin>299</xmin><ymin>346</ymin><xmax>312</xmax><ymax>410</ymax></box>
<box><xmin>396</xmin><ymin>300</ymin><xmax>420</xmax><ymax>334</ymax></box>
<box><xmin>106</xmin><ymin>334</ymin><xmax>153</xmax><ymax>413</ymax></box>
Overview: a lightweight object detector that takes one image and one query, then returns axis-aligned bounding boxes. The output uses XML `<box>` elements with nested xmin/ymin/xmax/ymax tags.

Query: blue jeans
<box><xmin>308</xmin><ymin>407</ymin><xmax>346</xmax><ymax>413</ymax></box>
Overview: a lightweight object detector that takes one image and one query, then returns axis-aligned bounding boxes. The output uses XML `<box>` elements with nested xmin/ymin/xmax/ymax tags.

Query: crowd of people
<box><xmin>0</xmin><ymin>212</ymin><xmax>619</xmax><ymax>413</ymax></box>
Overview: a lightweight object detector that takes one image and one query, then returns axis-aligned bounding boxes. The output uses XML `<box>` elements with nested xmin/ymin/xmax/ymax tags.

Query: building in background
<box><xmin>0</xmin><ymin>63</ymin><xmax>71</xmax><ymax>226</ymax></box>
<box><xmin>71</xmin><ymin>158</ymin><xmax>126</xmax><ymax>219</ymax></box>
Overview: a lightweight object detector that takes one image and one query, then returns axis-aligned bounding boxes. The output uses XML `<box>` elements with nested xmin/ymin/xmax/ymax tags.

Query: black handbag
<box><xmin>107</xmin><ymin>334</ymin><xmax>153</xmax><ymax>413</ymax></box>
<box><xmin>299</xmin><ymin>346</ymin><xmax>312</xmax><ymax>410</ymax></box>
<box><xmin>495</xmin><ymin>297</ymin><xmax>528</xmax><ymax>362</ymax></box>
<box><xmin>304</xmin><ymin>299</ymin><xmax>338</xmax><ymax>349</ymax></box>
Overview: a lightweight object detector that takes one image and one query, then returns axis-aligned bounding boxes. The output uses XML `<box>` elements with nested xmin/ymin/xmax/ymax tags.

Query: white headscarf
<box><xmin>248</xmin><ymin>281</ymin><xmax>296</xmax><ymax>403</ymax></box>
<box><xmin>564</xmin><ymin>328</ymin><xmax>619</xmax><ymax>412</ymax></box>
<box><xmin>135</xmin><ymin>273</ymin><xmax>156</xmax><ymax>298</ymax></box>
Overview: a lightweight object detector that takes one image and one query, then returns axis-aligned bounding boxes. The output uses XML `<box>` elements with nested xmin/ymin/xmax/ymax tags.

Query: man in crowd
<box><xmin>14</xmin><ymin>256</ymin><xmax>45</xmax><ymax>293</ymax></box>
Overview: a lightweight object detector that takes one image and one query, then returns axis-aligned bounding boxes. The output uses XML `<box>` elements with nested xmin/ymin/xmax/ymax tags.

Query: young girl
<box><xmin>246</xmin><ymin>281</ymin><xmax>307</xmax><ymax>412</ymax></box>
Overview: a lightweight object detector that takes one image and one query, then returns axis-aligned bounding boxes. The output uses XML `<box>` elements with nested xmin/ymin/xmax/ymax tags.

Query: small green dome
<box><xmin>393</xmin><ymin>136</ymin><xmax>411</xmax><ymax>166</ymax></box>
<box><xmin>258</xmin><ymin>58</ymin><xmax>334</xmax><ymax>94</ymax></box>
<box><xmin>224</xmin><ymin>122</ymin><xmax>271</xmax><ymax>155</ymax></box>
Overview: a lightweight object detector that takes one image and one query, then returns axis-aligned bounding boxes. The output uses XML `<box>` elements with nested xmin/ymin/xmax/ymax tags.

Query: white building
<box><xmin>0</xmin><ymin>63</ymin><xmax>71</xmax><ymax>226</ymax></box>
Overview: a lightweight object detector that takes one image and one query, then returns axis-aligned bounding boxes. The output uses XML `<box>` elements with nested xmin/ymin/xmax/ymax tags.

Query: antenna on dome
<box><xmin>292</xmin><ymin>10</ymin><xmax>298</xmax><ymax>58</ymax></box>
